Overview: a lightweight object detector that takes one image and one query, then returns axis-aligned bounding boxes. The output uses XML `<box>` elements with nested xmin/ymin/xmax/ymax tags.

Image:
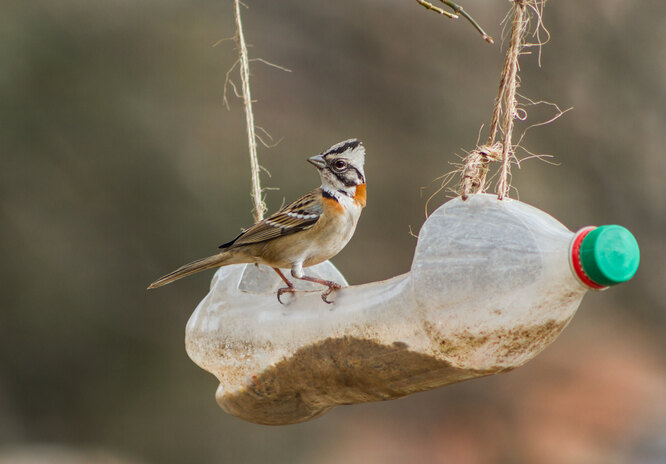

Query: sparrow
<box><xmin>148</xmin><ymin>139</ymin><xmax>367</xmax><ymax>304</ymax></box>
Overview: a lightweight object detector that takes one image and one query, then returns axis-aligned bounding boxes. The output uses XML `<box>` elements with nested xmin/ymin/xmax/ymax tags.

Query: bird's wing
<box><xmin>219</xmin><ymin>189</ymin><xmax>323</xmax><ymax>248</ymax></box>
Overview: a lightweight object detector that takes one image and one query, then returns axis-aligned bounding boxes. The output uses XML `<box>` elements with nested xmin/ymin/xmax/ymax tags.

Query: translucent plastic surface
<box><xmin>186</xmin><ymin>194</ymin><xmax>588</xmax><ymax>424</ymax></box>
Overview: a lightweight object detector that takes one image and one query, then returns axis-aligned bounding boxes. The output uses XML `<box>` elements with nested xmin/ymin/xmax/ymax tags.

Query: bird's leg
<box><xmin>290</xmin><ymin>265</ymin><xmax>341</xmax><ymax>304</ymax></box>
<box><xmin>297</xmin><ymin>275</ymin><xmax>342</xmax><ymax>304</ymax></box>
<box><xmin>273</xmin><ymin>268</ymin><xmax>296</xmax><ymax>304</ymax></box>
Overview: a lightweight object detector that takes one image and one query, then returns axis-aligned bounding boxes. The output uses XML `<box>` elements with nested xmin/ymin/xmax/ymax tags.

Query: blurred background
<box><xmin>1</xmin><ymin>0</ymin><xmax>665</xmax><ymax>463</ymax></box>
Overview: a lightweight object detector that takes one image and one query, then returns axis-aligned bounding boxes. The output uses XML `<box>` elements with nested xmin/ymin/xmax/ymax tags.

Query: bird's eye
<box><xmin>333</xmin><ymin>160</ymin><xmax>347</xmax><ymax>170</ymax></box>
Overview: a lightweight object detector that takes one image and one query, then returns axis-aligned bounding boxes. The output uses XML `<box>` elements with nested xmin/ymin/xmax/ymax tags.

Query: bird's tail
<box><xmin>147</xmin><ymin>252</ymin><xmax>234</xmax><ymax>289</ymax></box>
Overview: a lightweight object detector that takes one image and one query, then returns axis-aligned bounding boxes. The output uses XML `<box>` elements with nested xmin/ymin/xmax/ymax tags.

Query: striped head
<box><xmin>307</xmin><ymin>139</ymin><xmax>366</xmax><ymax>192</ymax></box>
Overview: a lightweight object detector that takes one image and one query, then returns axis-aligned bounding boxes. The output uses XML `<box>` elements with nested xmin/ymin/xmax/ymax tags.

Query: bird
<box><xmin>148</xmin><ymin>139</ymin><xmax>367</xmax><ymax>304</ymax></box>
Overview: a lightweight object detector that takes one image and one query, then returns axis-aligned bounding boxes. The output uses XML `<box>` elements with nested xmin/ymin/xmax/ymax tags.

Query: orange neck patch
<box><xmin>354</xmin><ymin>183</ymin><xmax>367</xmax><ymax>208</ymax></box>
<box><xmin>322</xmin><ymin>195</ymin><xmax>344</xmax><ymax>213</ymax></box>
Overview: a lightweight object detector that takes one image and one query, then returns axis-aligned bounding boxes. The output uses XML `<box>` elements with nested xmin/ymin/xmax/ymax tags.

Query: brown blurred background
<box><xmin>1</xmin><ymin>1</ymin><xmax>665</xmax><ymax>463</ymax></box>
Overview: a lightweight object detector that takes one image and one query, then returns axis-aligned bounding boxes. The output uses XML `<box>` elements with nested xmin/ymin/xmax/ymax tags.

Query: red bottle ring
<box><xmin>570</xmin><ymin>227</ymin><xmax>607</xmax><ymax>290</ymax></box>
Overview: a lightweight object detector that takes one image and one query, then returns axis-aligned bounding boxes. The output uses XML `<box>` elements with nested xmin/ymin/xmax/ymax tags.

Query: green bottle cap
<box><xmin>580</xmin><ymin>225</ymin><xmax>640</xmax><ymax>286</ymax></box>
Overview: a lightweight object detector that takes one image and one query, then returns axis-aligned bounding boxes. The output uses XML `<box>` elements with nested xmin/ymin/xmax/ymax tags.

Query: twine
<box><xmin>460</xmin><ymin>143</ymin><xmax>502</xmax><ymax>200</ymax></box>
<box><xmin>460</xmin><ymin>0</ymin><xmax>531</xmax><ymax>200</ymax></box>
<box><xmin>234</xmin><ymin>0</ymin><xmax>267</xmax><ymax>222</ymax></box>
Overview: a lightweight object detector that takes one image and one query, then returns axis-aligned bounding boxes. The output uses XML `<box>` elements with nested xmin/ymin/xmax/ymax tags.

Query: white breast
<box><xmin>299</xmin><ymin>189</ymin><xmax>363</xmax><ymax>267</ymax></box>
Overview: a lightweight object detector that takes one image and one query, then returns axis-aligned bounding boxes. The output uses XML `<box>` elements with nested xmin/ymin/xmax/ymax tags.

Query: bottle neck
<box><xmin>570</xmin><ymin>227</ymin><xmax>607</xmax><ymax>290</ymax></box>
<box><xmin>569</xmin><ymin>225</ymin><xmax>640</xmax><ymax>290</ymax></box>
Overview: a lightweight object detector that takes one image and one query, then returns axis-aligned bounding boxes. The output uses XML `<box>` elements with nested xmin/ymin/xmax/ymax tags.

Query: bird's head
<box><xmin>308</xmin><ymin>139</ymin><xmax>366</xmax><ymax>191</ymax></box>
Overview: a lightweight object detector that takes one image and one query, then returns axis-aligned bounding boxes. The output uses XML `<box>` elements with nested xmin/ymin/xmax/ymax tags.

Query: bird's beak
<box><xmin>307</xmin><ymin>154</ymin><xmax>326</xmax><ymax>169</ymax></box>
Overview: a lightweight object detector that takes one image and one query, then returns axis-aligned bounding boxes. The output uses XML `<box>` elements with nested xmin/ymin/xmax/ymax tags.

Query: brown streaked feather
<box><xmin>220</xmin><ymin>189</ymin><xmax>323</xmax><ymax>249</ymax></box>
<box><xmin>147</xmin><ymin>251</ymin><xmax>239</xmax><ymax>289</ymax></box>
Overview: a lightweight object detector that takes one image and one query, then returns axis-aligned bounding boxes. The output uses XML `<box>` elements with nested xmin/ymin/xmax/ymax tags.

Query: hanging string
<box><xmin>233</xmin><ymin>0</ymin><xmax>267</xmax><ymax>222</ymax></box>
<box><xmin>494</xmin><ymin>0</ymin><xmax>527</xmax><ymax>199</ymax></box>
<box><xmin>459</xmin><ymin>0</ymin><xmax>531</xmax><ymax>200</ymax></box>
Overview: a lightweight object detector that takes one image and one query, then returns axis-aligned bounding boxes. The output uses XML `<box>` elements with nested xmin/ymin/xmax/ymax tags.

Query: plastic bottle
<box><xmin>185</xmin><ymin>193</ymin><xmax>640</xmax><ymax>425</ymax></box>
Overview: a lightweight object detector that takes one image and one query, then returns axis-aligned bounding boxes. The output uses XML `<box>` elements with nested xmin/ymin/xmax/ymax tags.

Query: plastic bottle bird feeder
<box><xmin>185</xmin><ymin>194</ymin><xmax>639</xmax><ymax>425</ymax></box>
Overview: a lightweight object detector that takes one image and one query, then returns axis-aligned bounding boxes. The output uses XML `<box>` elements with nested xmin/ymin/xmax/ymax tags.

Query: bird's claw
<box><xmin>277</xmin><ymin>283</ymin><xmax>342</xmax><ymax>305</ymax></box>
<box><xmin>321</xmin><ymin>283</ymin><xmax>342</xmax><ymax>304</ymax></box>
<box><xmin>277</xmin><ymin>287</ymin><xmax>296</xmax><ymax>305</ymax></box>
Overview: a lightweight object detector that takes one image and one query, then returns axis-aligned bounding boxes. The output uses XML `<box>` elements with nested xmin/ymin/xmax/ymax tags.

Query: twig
<box><xmin>416</xmin><ymin>0</ymin><xmax>458</xmax><ymax>19</ymax></box>
<box><xmin>439</xmin><ymin>0</ymin><xmax>494</xmax><ymax>43</ymax></box>
<box><xmin>416</xmin><ymin>0</ymin><xmax>494</xmax><ymax>43</ymax></box>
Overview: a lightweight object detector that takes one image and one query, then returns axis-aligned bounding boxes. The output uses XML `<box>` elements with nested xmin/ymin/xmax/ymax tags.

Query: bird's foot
<box><xmin>273</xmin><ymin>268</ymin><xmax>297</xmax><ymax>305</ymax></box>
<box><xmin>320</xmin><ymin>282</ymin><xmax>342</xmax><ymax>304</ymax></box>
<box><xmin>276</xmin><ymin>286</ymin><xmax>296</xmax><ymax>305</ymax></box>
